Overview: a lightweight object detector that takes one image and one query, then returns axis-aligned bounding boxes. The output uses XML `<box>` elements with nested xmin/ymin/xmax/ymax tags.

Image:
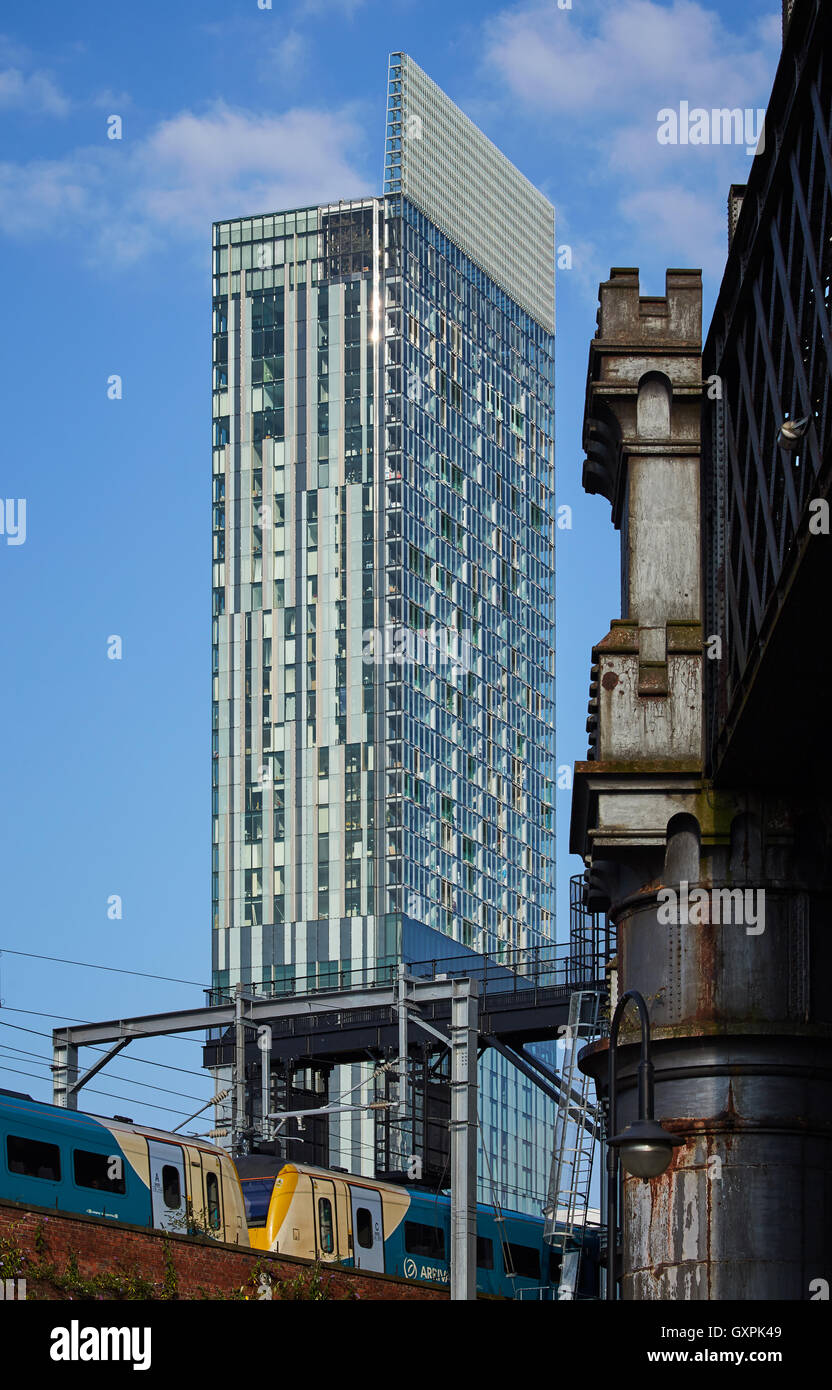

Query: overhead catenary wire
<box><xmin>0</xmin><ymin>1018</ymin><xmax>211</xmax><ymax>1077</ymax></box>
<box><xmin>0</xmin><ymin>948</ymin><xmax>207</xmax><ymax>990</ymax></box>
<box><xmin>2</xmin><ymin>1016</ymin><xmax>560</xmax><ymax>1170</ymax></box>
<box><xmin>0</xmin><ymin>1063</ymin><xmax>205</xmax><ymax>1119</ymax></box>
<box><xmin>0</xmin><ymin>1004</ymin><xmax>204</xmax><ymax>1045</ymax></box>
<box><xmin>0</xmin><ymin>1057</ymin><xmax>545</xmax><ymax>1206</ymax></box>
<box><xmin>0</xmin><ymin>1043</ymin><xmax>212</xmax><ymax>1104</ymax></box>
<box><xmin>0</xmin><ymin>967</ymin><xmax>553</xmax><ymax>1209</ymax></box>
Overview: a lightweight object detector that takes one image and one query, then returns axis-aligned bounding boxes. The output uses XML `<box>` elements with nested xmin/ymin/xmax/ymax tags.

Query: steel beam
<box><xmin>51</xmin><ymin>979</ymin><xmax>467</xmax><ymax>1049</ymax></box>
<box><xmin>233</xmin><ymin>986</ymin><xmax>250</xmax><ymax>1155</ymax></box>
<box><xmin>67</xmin><ymin>1038</ymin><xmax>131</xmax><ymax>1100</ymax></box>
<box><xmin>52</xmin><ymin>1031</ymin><xmax>79</xmax><ymax>1109</ymax></box>
<box><xmin>486</xmin><ymin>1036</ymin><xmax>598</xmax><ymax>1133</ymax></box>
<box><xmin>396</xmin><ymin>964</ymin><xmax>409</xmax><ymax>1172</ymax></box>
<box><xmin>450</xmin><ymin>978</ymin><xmax>478</xmax><ymax>1302</ymax></box>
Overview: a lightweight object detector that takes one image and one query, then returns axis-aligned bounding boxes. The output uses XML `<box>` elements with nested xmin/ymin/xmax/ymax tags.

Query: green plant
<box><xmin>0</xmin><ymin>1224</ymin><xmax>26</xmax><ymax>1280</ymax></box>
<box><xmin>1</xmin><ymin>1221</ymin><xmax>167</xmax><ymax>1300</ymax></box>
<box><xmin>161</xmin><ymin>1242</ymin><xmax>178</xmax><ymax>1300</ymax></box>
<box><xmin>165</xmin><ymin>1201</ymin><xmax>220</xmax><ymax>1242</ymax></box>
<box><xmin>274</xmin><ymin>1262</ymin><xmax>358</xmax><ymax>1301</ymax></box>
<box><xmin>0</xmin><ymin>1220</ymin><xmax>358</xmax><ymax>1300</ymax></box>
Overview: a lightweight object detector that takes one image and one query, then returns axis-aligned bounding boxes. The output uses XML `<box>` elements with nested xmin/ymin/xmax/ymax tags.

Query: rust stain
<box><xmin>696</xmin><ymin>921</ymin><xmax>718</xmax><ymax>1015</ymax></box>
<box><xmin>601</xmin><ymin>671</ymin><xmax>619</xmax><ymax>690</ymax></box>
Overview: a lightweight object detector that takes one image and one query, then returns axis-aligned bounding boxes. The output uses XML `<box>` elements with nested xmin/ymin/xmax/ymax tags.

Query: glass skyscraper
<box><xmin>210</xmin><ymin>54</ymin><xmax>556</xmax><ymax>1212</ymax></box>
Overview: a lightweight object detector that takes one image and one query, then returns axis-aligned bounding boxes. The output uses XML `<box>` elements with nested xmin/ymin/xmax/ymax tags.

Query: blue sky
<box><xmin>0</xmin><ymin>0</ymin><xmax>783</xmax><ymax>1126</ymax></box>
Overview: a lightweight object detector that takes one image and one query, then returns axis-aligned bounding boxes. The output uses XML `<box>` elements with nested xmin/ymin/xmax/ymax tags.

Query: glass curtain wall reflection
<box><xmin>209</xmin><ymin>53</ymin><xmax>556</xmax><ymax>1213</ymax></box>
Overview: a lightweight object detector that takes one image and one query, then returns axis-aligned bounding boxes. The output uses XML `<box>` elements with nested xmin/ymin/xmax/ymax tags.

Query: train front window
<box><xmin>241</xmin><ymin>1177</ymin><xmax>275</xmax><ymax>1228</ymax></box>
<box><xmin>73</xmin><ymin>1148</ymin><xmax>126</xmax><ymax>1194</ymax></box>
<box><xmin>318</xmin><ymin>1197</ymin><xmax>334</xmax><ymax>1253</ymax></box>
<box><xmin>7</xmin><ymin>1134</ymin><xmax>61</xmax><ymax>1182</ymax></box>
<box><xmin>404</xmin><ymin>1220</ymin><xmax>446</xmax><ymax>1259</ymax></box>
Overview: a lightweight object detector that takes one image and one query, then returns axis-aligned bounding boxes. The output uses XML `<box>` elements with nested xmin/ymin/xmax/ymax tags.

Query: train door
<box><xmin>147</xmin><ymin>1139</ymin><xmax>186</xmax><ymax>1233</ymax></box>
<box><xmin>201</xmin><ymin>1151</ymin><xmax>225</xmax><ymax>1238</ymax></box>
<box><xmin>349</xmin><ymin>1185</ymin><xmax>384</xmax><ymax>1272</ymax></box>
<box><xmin>311</xmin><ymin>1176</ymin><xmax>338</xmax><ymax>1262</ymax></box>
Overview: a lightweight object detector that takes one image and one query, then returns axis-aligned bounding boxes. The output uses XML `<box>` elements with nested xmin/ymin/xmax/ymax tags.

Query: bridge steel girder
<box><xmin>50</xmin><ymin>975</ymin><xmax>491</xmax><ymax>1302</ymax></box>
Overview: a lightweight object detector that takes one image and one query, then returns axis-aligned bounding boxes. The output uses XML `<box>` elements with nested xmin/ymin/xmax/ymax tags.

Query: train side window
<box><xmin>318</xmin><ymin>1197</ymin><xmax>335</xmax><ymax>1253</ymax></box>
<box><xmin>73</xmin><ymin>1149</ymin><xmax>126</xmax><ymax>1194</ymax></box>
<box><xmin>162</xmin><ymin>1164</ymin><xmax>181</xmax><ymax>1209</ymax></box>
<box><xmin>505</xmin><ymin>1242</ymin><xmax>540</xmax><ymax>1280</ymax></box>
<box><xmin>7</xmin><ymin>1134</ymin><xmax>61</xmax><ymax>1182</ymax></box>
<box><xmin>404</xmin><ymin>1220</ymin><xmax>446</xmax><ymax>1260</ymax></box>
<box><xmin>355</xmin><ymin>1206</ymin><xmax>373</xmax><ymax>1249</ymax></box>
<box><xmin>206</xmin><ymin>1172</ymin><xmax>221</xmax><ymax>1230</ymax></box>
<box><xmin>476</xmin><ymin>1236</ymin><xmax>494</xmax><ymax>1270</ymax></box>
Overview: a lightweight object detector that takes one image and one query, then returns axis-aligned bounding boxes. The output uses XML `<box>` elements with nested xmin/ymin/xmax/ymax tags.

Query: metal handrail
<box><xmin>205</xmin><ymin>920</ymin><xmax>612</xmax><ymax>1010</ymax></box>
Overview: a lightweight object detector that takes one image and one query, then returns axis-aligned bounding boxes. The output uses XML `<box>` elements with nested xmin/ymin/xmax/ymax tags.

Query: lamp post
<box><xmin>605</xmin><ymin>990</ymin><xmax>683</xmax><ymax>1300</ymax></box>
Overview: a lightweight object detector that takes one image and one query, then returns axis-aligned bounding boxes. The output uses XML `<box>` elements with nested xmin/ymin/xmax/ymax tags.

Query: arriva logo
<box><xmin>403</xmin><ymin>1258</ymin><xmax>449</xmax><ymax>1283</ymax></box>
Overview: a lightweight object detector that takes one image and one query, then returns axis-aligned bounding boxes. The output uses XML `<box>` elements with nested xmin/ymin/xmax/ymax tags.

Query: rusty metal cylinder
<box><xmin>582</xmin><ymin>885</ymin><xmax>832</xmax><ymax>1299</ymax></box>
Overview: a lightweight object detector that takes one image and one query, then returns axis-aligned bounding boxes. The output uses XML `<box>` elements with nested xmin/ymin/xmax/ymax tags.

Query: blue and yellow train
<box><xmin>0</xmin><ymin>1091</ymin><xmax>598</xmax><ymax>1297</ymax></box>
<box><xmin>0</xmin><ymin>1090</ymin><xmax>248</xmax><ymax>1244</ymax></box>
<box><xmin>239</xmin><ymin>1160</ymin><xmax>598</xmax><ymax>1298</ymax></box>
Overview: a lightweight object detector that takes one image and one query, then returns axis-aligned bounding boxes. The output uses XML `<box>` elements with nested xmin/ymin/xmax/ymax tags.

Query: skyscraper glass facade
<box><xmin>211</xmin><ymin>197</ymin><xmax>388</xmax><ymax>996</ymax></box>
<box><xmin>210</xmin><ymin>55</ymin><xmax>556</xmax><ymax>1212</ymax></box>
<box><xmin>383</xmin><ymin>195</ymin><xmax>556</xmax><ymax>953</ymax></box>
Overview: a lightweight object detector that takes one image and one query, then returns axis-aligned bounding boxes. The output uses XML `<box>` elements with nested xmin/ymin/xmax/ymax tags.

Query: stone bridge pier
<box><xmin>573</xmin><ymin>268</ymin><xmax>832</xmax><ymax>1300</ymax></box>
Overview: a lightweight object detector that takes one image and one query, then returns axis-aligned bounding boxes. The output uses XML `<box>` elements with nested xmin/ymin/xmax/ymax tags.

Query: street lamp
<box><xmin>605</xmin><ymin>990</ymin><xmax>683</xmax><ymax>1299</ymax></box>
<box><xmin>777</xmin><ymin>414</ymin><xmax>811</xmax><ymax>452</ymax></box>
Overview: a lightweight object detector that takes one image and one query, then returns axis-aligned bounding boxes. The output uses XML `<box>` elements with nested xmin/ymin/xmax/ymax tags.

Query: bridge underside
<box><xmin>202</xmin><ymin>980</ymin><xmax>590</xmax><ymax>1071</ymax></box>
<box><xmin>712</xmin><ymin>510</ymin><xmax>832</xmax><ymax>790</ymax></box>
<box><xmin>202</xmin><ymin>975</ymin><xmax>604</xmax><ymax>1187</ymax></box>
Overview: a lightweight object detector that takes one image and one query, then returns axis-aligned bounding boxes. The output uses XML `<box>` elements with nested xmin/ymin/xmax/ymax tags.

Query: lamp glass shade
<box><xmin>609</xmin><ymin>1118</ymin><xmax>681</xmax><ymax>1178</ymax></box>
<box><xmin>619</xmin><ymin>1141</ymin><xmax>673</xmax><ymax>1179</ymax></box>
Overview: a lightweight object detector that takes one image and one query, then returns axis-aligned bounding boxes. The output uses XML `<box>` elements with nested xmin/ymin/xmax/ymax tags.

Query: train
<box><xmin>0</xmin><ymin>1090</ymin><xmax>598</xmax><ymax>1297</ymax></box>
<box><xmin>0</xmin><ymin>1090</ymin><xmax>248</xmax><ymax>1244</ymax></box>
<box><xmin>237</xmin><ymin>1158</ymin><xmax>599</xmax><ymax>1298</ymax></box>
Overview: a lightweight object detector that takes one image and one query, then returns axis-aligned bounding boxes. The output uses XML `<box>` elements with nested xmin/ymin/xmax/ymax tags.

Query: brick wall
<box><xmin>0</xmin><ymin>1200</ymin><xmax>447</xmax><ymax>1301</ymax></box>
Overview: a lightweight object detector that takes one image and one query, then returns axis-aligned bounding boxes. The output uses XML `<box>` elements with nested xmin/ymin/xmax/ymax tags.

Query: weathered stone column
<box><xmin>574</xmin><ymin>268</ymin><xmax>832</xmax><ymax>1299</ymax></box>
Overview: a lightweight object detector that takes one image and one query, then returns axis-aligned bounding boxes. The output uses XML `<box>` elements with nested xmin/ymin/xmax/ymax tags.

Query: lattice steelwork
<box><xmin>703</xmin><ymin>0</ymin><xmax>832</xmax><ymax>779</ymax></box>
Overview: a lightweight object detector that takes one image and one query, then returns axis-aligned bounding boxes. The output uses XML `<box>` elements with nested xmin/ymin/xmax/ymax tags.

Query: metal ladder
<box><xmin>543</xmin><ymin>989</ymin><xmax>603</xmax><ymax>1297</ymax></box>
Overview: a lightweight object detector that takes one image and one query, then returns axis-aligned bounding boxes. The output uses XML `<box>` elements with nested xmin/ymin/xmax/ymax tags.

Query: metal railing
<box><xmin>205</xmin><ymin>937</ymin><xmax>611</xmax><ymax>1012</ymax></box>
<box><xmin>569</xmin><ymin>873</ymin><xmax>614</xmax><ymax>985</ymax></box>
<box><xmin>205</xmin><ymin>885</ymin><xmax>614</xmax><ymax>1019</ymax></box>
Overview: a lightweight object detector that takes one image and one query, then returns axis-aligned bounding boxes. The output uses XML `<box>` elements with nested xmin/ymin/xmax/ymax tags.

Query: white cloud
<box><xmin>481</xmin><ymin>0</ymin><xmax>780</xmax><ymax>281</ymax></box>
<box><xmin>0</xmin><ymin>34</ymin><xmax>33</xmax><ymax>67</ymax></box>
<box><xmin>618</xmin><ymin>184</ymin><xmax>727</xmax><ymax>276</ymax></box>
<box><xmin>0</xmin><ymin>155</ymin><xmax>103</xmax><ymax>236</ymax></box>
<box><xmin>0</xmin><ymin>101</ymin><xmax>373</xmax><ymax>264</ymax></box>
<box><xmin>0</xmin><ymin>65</ymin><xmax>70</xmax><ymax>116</ymax></box>
<box><xmin>91</xmin><ymin>88</ymin><xmax>132</xmax><ymax>111</ymax></box>
<box><xmin>552</xmin><ymin>206</ymin><xmax>608</xmax><ymax>305</ymax></box>
<box><xmin>484</xmin><ymin>0</ymin><xmax>779</xmax><ymax>119</ymax></box>
<box><xmin>135</xmin><ymin>104</ymin><xmax>371</xmax><ymax>234</ymax></box>
<box><xmin>272</xmin><ymin>31</ymin><xmax>308</xmax><ymax>79</ymax></box>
